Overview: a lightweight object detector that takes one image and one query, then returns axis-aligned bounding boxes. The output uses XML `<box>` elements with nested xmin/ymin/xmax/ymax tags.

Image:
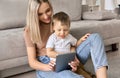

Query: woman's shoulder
<box><xmin>23</xmin><ymin>26</ymin><xmax>30</xmax><ymax>39</ymax></box>
<box><xmin>24</xmin><ymin>26</ymin><xmax>30</xmax><ymax>36</ymax></box>
<box><xmin>23</xmin><ymin>26</ymin><xmax>35</xmax><ymax>47</ymax></box>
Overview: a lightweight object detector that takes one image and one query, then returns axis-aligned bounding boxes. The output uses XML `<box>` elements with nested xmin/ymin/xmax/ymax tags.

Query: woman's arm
<box><xmin>69</xmin><ymin>33</ymin><xmax>90</xmax><ymax>71</ymax></box>
<box><xmin>26</xmin><ymin>47</ymin><xmax>53</xmax><ymax>71</ymax></box>
<box><xmin>24</xmin><ymin>28</ymin><xmax>53</xmax><ymax>71</ymax></box>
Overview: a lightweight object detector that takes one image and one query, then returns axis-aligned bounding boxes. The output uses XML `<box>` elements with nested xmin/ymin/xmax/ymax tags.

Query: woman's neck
<box><xmin>40</xmin><ymin>22</ymin><xmax>51</xmax><ymax>44</ymax></box>
<box><xmin>40</xmin><ymin>22</ymin><xmax>51</xmax><ymax>29</ymax></box>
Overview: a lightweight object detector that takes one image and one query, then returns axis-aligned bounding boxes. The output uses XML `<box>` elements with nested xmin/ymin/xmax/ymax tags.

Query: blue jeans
<box><xmin>36</xmin><ymin>33</ymin><xmax>108</xmax><ymax>78</ymax></box>
<box><xmin>36</xmin><ymin>70</ymin><xmax>84</xmax><ymax>78</ymax></box>
<box><xmin>76</xmin><ymin>33</ymin><xmax>108</xmax><ymax>71</ymax></box>
<box><xmin>38</xmin><ymin>55</ymin><xmax>50</xmax><ymax>64</ymax></box>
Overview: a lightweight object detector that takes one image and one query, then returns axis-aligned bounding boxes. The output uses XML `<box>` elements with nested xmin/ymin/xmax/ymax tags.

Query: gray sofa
<box><xmin>0</xmin><ymin>0</ymin><xmax>120</xmax><ymax>78</ymax></box>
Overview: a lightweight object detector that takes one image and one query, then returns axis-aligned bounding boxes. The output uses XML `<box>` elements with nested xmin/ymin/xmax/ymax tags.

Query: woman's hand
<box><xmin>80</xmin><ymin>33</ymin><xmax>90</xmax><ymax>42</ymax></box>
<box><xmin>68</xmin><ymin>57</ymin><xmax>80</xmax><ymax>72</ymax></box>
<box><xmin>77</xmin><ymin>33</ymin><xmax>90</xmax><ymax>46</ymax></box>
<box><xmin>42</xmin><ymin>60</ymin><xmax>55</xmax><ymax>71</ymax></box>
<box><xmin>68</xmin><ymin>61</ymin><xmax>78</xmax><ymax>71</ymax></box>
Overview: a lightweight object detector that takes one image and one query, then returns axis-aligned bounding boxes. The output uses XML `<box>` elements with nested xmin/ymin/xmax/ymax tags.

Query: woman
<box><xmin>24</xmin><ymin>0</ymin><xmax>108</xmax><ymax>78</ymax></box>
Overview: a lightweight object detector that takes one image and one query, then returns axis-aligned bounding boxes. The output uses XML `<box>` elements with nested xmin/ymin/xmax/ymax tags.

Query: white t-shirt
<box><xmin>46</xmin><ymin>33</ymin><xmax>77</xmax><ymax>53</ymax></box>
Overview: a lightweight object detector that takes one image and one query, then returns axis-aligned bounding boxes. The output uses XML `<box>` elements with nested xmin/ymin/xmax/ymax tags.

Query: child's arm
<box><xmin>70</xmin><ymin>46</ymin><xmax>76</xmax><ymax>52</ymax></box>
<box><xmin>47</xmin><ymin>48</ymin><xmax>58</xmax><ymax>58</ymax></box>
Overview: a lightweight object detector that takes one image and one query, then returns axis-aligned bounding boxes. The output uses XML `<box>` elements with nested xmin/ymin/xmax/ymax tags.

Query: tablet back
<box><xmin>55</xmin><ymin>52</ymin><xmax>76</xmax><ymax>72</ymax></box>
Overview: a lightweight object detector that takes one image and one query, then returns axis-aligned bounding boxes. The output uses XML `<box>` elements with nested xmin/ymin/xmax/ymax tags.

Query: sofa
<box><xmin>0</xmin><ymin>0</ymin><xmax>120</xmax><ymax>78</ymax></box>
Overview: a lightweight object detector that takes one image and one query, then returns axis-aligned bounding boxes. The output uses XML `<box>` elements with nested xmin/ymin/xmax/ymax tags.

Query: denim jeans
<box><xmin>36</xmin><ymin>70</ymin><xmax>84</xmax><ymax>78</ymax></box>
<box><xmin>76</xmin><ymin>33</ymin><xmax>108</xmax><ymax>72</ymax></box>
<box><xmin>36</xmin><ymin>33</ymin><xmax>108</xmax><ymax>78</ymax></box>
<box><xmin>38</xmin><ymin>55</ymin><xmax>50</xmax><ymax>64</ymax></box>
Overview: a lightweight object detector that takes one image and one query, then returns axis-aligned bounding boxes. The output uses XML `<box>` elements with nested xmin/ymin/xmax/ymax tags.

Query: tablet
<box><xmin>55</xmin><ymin>52</ymin><xmax>76</xmax><ymax>72</ymax></box>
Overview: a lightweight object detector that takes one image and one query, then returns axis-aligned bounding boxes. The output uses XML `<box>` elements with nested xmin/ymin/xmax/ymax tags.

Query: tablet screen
<box><xmin>55</xmin><ymin>52</ymin><xmax>76</xmax><ymax>72</ymax></box>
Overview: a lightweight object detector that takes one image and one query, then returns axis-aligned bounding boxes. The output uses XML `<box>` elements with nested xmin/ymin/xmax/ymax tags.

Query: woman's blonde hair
<box><xmin>26</xmin><ymin>0</ymin><xmax>52</xmax><ymax>43</ymax></box>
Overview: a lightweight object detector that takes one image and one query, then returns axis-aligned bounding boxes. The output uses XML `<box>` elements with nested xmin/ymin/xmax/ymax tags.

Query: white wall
<box><xmin>105</xmin><ymin>0</ymin><xmax>115</xmax><ymax>10</ymax></box>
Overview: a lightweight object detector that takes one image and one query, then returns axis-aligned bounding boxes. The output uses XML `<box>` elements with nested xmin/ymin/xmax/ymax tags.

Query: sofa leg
<box><xmin>111</xmin><ymin>44</ymin><xmax>118</xmax><ymax>51</ymax></box>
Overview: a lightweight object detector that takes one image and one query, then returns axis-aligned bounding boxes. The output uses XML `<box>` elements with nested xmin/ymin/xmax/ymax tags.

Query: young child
<box><xmin>39</xmin><ymin>12</ymin><xmax>89</xmax><ymax>64</ymax></box>
<box><xmin>46</xmin><ymin>12</ymin><xmax>77</xmax><ymax>58</ymax></box>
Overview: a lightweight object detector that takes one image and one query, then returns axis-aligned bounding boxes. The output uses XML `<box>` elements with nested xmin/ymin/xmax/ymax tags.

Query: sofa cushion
<box><xmin>0</xmin><ymin>0</ymin><xmax>28</xmax><ymax>30</ymax></box>
<box><xmin>0</xmin><ymin>64</ymin><xmax>33</xmax><ymax>77</ymax></box>
<box><xmin>70</xmin><ymin>19</ymin><xmax>120</xmax><ymax>41</ymax></box>
<box><xmin>0</xmin><ymin>56</ymin><xmax>28</xmax><ymax>70</ymax></box>
<box><xmin>82</xmin><ymin>10</ymin><xmax>116</xmax><ymax>20</ymax></box>
<box><xmin>0</xmin><ymin>28</ymin><xmax>27</xmax><ymax>61</ymax></box>
<box><xmin>50</xmin><ymin>0</ymin><xmax>82</xmax><ymax>21</ymax></box>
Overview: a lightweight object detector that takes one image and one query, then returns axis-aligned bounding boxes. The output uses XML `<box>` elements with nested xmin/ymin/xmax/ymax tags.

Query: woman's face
<box><xmin>38</xmin><ymin>2</ymin><xmax>52</xmax><ymax>24</ymax></box>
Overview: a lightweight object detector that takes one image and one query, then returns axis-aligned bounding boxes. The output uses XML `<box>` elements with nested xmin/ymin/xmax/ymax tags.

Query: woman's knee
<box><xmin>90</xmin><ymin>33</ymin><xmax>101</xmax><ymax>38</ymax></box>
<box><xmin>89</xmin><ymin>33</ymin><xmax>102</xmax><ymax>42</ymax></box>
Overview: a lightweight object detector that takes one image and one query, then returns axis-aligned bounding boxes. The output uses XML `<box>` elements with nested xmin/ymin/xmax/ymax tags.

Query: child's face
<box><xmin>53</xmin><ymin>21</ymin><xmax>70</xmax><ymax>39</ymax></box>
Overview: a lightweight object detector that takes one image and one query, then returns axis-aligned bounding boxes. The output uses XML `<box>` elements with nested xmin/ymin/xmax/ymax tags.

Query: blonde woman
<box><xmin>24</xmin><ymin>0</ymin><xmax>108</xmax><ymax>78</ymax></box>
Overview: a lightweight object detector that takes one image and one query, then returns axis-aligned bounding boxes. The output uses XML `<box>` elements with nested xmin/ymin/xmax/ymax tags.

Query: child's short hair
<box><xmin>52</xmin><ymin>12</ymin><xmax>70</xmax><ymax>27</ymax></box>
